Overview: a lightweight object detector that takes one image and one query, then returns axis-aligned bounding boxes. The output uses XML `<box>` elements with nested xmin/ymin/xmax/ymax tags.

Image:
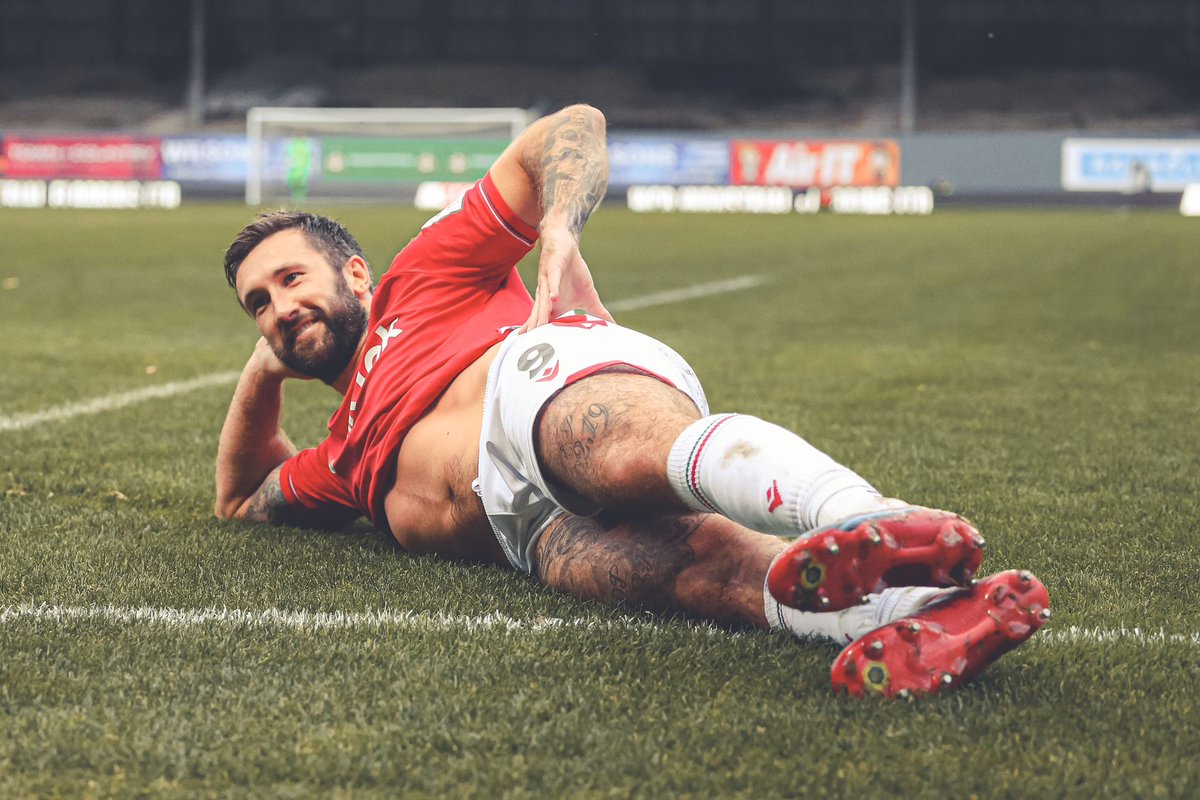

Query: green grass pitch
<box><xmin>1</xmin><ymin>203</ymin><xmax>1198</xmax><ymax>798</ymax></box>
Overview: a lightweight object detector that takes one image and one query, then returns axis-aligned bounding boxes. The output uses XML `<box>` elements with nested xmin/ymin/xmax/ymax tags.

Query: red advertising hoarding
<box><xmin>1</xmin><ymin>136</ymin><xmax>162</xmax><ymax>179</ymax></box>
<box><xmin>731</xmin><ymin>139</ymin><xmax>900</xmax><ymax>187</ymax></box>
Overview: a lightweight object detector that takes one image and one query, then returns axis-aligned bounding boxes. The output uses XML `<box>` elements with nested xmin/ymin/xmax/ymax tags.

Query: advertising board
<box><xmin>320</xmin><ymin>138</ymin><xmax>507</xmax><ymax>182</ymax></box>
<box><xmin>1061</xmin><ymin>138</ymin><xmax>1200</xmax><ymax>192</ymax></box>
<box><xmin>1</xmin><ymin>136</ymin><xmax>161</xmax><ymax>180</ymax></box>
<box><xmin>607</xmin><ymin>137</ymin><xmax>730</xmax><ymax>186</ymax></box>
<box><xmin>731</xmin><ymin>139</ymin><xmax>900</xmax><ymax>188</ymax></box>
<box><xmin>160</xmin><ymin>135</ymin><xmax>249</xmax><ymax>183</ymax></box>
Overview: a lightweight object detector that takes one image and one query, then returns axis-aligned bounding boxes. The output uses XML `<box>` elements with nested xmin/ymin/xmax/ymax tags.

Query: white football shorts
<box><xmin>475</xmin><ymin>313</ymin><xmax>709</xmax><ymax>574</ymax></box>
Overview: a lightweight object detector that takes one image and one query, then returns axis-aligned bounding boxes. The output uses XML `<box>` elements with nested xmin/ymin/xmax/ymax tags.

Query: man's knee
<box><xmin>535</xmin><ymin>371</ymin><xmax>700</xmax><ymax>506</ymax></box>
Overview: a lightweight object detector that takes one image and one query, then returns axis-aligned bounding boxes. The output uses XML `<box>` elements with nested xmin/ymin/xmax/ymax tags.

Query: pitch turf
<box><xmin>1</xmin><ymin>203</ymin><xmax>1198</xmax><ymax>798</ymax></box>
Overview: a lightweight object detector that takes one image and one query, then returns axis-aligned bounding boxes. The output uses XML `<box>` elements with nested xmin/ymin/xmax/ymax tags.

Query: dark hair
<box><xmin>223</xmin><ymin>210</ymin><xmax>371</xmax><ymax>289</ymax></box>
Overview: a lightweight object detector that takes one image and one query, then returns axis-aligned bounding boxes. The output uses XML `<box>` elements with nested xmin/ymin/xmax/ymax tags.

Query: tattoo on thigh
<box><xmin>557</xmin><ymin>402</ymin><xmax>610</xmax><ymax>470</ymax></box>
<box><xmin>583</xmin><ymin>403</ymin><xmax>609</xmax><ymax>436</ymax></box>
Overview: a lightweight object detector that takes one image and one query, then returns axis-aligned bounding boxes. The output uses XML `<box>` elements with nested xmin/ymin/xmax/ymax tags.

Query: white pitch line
<box><xmin>0</xmin><ymin>603</ymin><xmax>729</xmax><ymax>637</ymax></box>
<box><xmin>1031</xmin><ymin>625</ymin><xmax>1200</xmax><ymax>647</ymax></box>
<box><xmin>0</xmin><ymin>604</ymin><xmax>1195</xmax><ymax>648</ymax></box>
<box><xmin>0</xmin><ymin>371</ymin><xmax>241</xmax><ymax>433</ymax></box>
<box><xmin>0</xmin><ymin>277</ymin><xmax>766</xmax><ymax>433</ymax></box>
<box><xmin>607</xmin><ymin>274</ymin><xmax>766</xmax><ymax>313</ymax></box>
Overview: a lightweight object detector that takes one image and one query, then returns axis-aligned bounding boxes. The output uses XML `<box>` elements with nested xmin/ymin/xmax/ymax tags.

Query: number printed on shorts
<box><xmin>517</xmin><ymin>343</ymin><xmax>560</xmax><ymax>382</ymax></box>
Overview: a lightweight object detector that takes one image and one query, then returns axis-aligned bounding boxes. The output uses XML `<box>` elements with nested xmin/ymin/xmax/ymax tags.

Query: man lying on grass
<box><xmin>215</xmin><ymin>104</ymin><xmax>1050</xmax><ymax>699</ymax></box>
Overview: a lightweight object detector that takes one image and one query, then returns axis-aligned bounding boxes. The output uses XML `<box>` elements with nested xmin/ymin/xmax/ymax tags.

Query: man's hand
<box><xmin>214</xmin><ymin>338</ymin><xmax>302</xmax><ymax>519</ymax></box>
<box><xmin>251</xmin><ymin>336</ymin><xmax>309</xmax><ymax>382</ymax></box>
<box><xmin>521</xmin><ymin>226</ymin><xmax>614</xmax><ymax>332</ymax></box>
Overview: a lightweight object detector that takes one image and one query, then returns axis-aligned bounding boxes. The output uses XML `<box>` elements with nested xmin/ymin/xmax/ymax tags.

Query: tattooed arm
<box><xmin>236</xmin><ymin>465</ymin><xmax>359</xmax><ymax>529</ymax></box>
<box><xmin>489</xmin><ymin>104</ymin><xmax>613</xmax><ymax>330</ymax></box>
<box><xmin>214</xmin><ymin>338</ymin><xmax>297</xmax><ymax>521</ymax></box>
<box><xmin>214</xmin><ymin>341</ymin><xmax>359</xmax><ymax>528</ymax></box>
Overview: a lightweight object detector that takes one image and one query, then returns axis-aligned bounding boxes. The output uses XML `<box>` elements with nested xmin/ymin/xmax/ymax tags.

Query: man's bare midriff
<box><xmin>382</xmin><ymin>341</ymin><xmax>508</xmax><ymax>564</ymax></box>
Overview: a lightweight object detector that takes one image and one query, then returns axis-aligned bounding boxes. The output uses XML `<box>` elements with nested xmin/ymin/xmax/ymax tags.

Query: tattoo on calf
<box><xmin>538</xmin><ymin>512</ymin><xmax>704</xmax><ymax>613</ymax></box>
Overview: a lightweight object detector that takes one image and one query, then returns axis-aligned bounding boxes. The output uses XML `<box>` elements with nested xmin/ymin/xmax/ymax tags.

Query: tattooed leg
<box><xmin>534</xmin><ymin>510</ymin><xmax>785</xmax><ymax>630</ymax></box>
<box><xmin>537</xmin><ymin>367</ymin><xmax>896</xmax><ymax>545</ymax></box>
<box><xmin>536</xmin><ymin>371</ymin><xmax>700</xmax><ymax>510</ymax></box>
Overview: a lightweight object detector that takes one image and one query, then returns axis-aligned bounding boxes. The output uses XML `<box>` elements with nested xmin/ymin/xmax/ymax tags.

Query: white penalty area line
<box><xmin>0</xmin><ymin>603</ymin><xmax>729</xmax><ymax>637</ymax></box>
<box><xmin>1031</xmin><ymin>626</ymin><xmax>1200</xmax><ymax>647</ymax></box>
<box><xmin>0</xmin><ymin>277</ymin><xmax>765</xmax><ymax>434</ymax></box>
<box><xmin>606</xmin><ymin>274</ymin><xmax>767</xmax><ymax>313</ymax></box>
<box><xmin>0</xmin><ymin>604</ymin><xmax>1196</xmax><ymax>648</ymax></box>
<box><xmin>0</xmin><ymin>371</ymin><xmax>241</xmax><ymax>433</ymax></box>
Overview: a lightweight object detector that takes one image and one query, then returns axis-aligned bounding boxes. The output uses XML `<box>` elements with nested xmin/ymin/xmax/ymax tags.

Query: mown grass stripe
<box><xmin>0</xmin><ymin>371</ymin><xmax>242</xmax><ymax>432</ymax></box>
<box><xmin>0</xmin><ymin>278</ymin><xmax>764</xmax><ymax>434</ymax></box>
<box><xmin>2</xmin><ymin>604</ymin><xmax>1196</xmax><ymax>647</ymax></box>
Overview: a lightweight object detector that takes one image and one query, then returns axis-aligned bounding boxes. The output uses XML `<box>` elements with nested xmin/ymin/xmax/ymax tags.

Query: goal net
<box><xmin>245</xmin><ymin>107</ymin><xmax>530</xmax><ymax>205</ymax></box>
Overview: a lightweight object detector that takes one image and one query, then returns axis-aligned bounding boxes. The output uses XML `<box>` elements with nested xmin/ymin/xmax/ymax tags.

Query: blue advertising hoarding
<box><xmin>1062</xmin><ymin>138</ymin><xmax>1200</xmax><ymax>192</ymax></box>
<box><xmin>607</xmin><ymin>136</ymin><xmax>730</xmax><ymax>187</ymax></box>
<box><xmin>161</xmin><ymin>135</ymin><xmax>313</xmax><ymax>185</ymax></box>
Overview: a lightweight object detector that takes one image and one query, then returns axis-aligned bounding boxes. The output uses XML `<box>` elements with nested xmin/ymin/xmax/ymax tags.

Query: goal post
<box><xmin>245</xmin><ymin>107</ymin><xmax>531</xmax><ymax>205</ymax></box>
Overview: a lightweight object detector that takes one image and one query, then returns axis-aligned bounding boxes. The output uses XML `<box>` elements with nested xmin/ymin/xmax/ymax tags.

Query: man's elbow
<box><xmin>561</xmin><ymin>103</ymin><xmax>605</xmax><ymax>130</ymax></box>
<box><xmin>213</xmin><ymin>496</ymin><xmax>245</xmax><ymax>521</ymax></box>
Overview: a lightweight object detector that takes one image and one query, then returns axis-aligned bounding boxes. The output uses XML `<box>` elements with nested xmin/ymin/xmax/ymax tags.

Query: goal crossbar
<box><xmin>245</xmin><ymin>106</ymin><xmax>530</xmax><ymax>205</ymax></box>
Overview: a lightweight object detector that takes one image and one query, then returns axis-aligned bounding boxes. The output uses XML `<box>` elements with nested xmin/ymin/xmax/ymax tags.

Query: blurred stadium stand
<box><xmin>1</xmin><ymin>0</ymin><xmax>1198</xmax><ymax>134</ymax></box>
<box><xmin>1</xmin><ymin>0</ymin><xmax>1197</xmax><ymax>206</ymax></box>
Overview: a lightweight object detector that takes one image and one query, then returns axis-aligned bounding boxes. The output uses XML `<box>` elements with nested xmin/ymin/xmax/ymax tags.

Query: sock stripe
<box><xmin>685</xmin><ymin>414</ymin><xmax>738</xmax><ymax>512</ymax></box>
<box><xmin>763</xmin><ymin>572</ymin><xmax>787</xmax><ymax>632</ymax></box>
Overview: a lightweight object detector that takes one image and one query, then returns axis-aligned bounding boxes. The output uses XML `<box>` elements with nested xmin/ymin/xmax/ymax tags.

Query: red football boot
<box><xmin>766</xmin><ymin>506</ymin><xmax>985</xmax><ymax>613</ymax></box>
<box><xmin>830</xmin><ymin>569</ymin><xmax>1051</xmax><ymax>699</ymax></box>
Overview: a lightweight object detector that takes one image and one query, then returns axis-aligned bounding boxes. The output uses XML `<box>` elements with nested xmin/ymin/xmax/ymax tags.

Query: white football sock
<box><xmin>666</xmin><ymin>413</ymin><xmax>892</xmax><ymax>536</ymax></box>
<box><xmin>764</xmin><ymin>581</ymin><xmax>951</xmax><ymax>643</ymax></box>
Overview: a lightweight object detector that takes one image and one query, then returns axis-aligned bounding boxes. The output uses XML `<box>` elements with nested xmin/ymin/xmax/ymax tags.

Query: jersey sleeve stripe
<box><xmin>279</xmin><ymin>460</ymin><xmax>299</xmax><ymax>505</ymax></box>
<box><xmin>480</xmin><ymin>173</ymin><xmax>537</xmax><ymax>247</ymax></box>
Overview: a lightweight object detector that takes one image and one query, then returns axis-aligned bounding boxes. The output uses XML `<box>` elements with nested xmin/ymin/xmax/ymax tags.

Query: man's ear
<box><xmin>343</xmin><ymin>255</ymin><xmax>373</xmax><ymax>298</ymax></box>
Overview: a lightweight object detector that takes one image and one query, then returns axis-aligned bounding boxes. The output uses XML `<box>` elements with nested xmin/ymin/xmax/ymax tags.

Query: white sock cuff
<box><xmin>666</xmin><ymin>413</ymin><xmax>739</xmax><ymax>513</ymax></box>
<box><xmin>807</xmin><ymin>479</ymin><xmax>884</xmax><ymax>531</ymax></box>
<box><xmin>764</xmin><ymin>572</ymin><xmax>786</xmax><ymax>633</ymax></box>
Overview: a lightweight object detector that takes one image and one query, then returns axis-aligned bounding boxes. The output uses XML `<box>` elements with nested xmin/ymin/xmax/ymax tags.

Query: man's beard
<box><xmin>275</xmin><ymin>276</ymin><xmax>368</xmax><ymax>384</ymax></box>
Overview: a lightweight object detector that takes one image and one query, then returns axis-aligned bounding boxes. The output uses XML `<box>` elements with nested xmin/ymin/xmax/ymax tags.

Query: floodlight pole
<box><xmin>900</xmin><ymin>0</ymin><xmax>917</xmax><ymax>134</ymax></box>
<box><xmin>186</xmin><ymin>0</ymin><xmax>207</xmax><ymax>128</ymax></box>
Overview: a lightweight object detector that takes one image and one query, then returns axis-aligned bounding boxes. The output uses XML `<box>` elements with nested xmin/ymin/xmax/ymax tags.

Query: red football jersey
<box><xmin>279</xmin><ymin>173</ymin><xmax>536</xmax><ymax>526</ymax></box>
